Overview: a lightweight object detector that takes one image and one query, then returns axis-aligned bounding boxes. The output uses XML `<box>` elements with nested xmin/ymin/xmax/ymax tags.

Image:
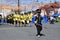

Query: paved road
<box><xmin>0</xmin><ymin>23</ymin><xmax>60</xmax><ymax>40</ymax></box>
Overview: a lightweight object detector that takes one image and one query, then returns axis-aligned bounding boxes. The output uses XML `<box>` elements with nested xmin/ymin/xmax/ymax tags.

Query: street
<box><xmin>0</xmin><ymin>23</ymin><xmax>60</xmax><ymax>40</ymax></box>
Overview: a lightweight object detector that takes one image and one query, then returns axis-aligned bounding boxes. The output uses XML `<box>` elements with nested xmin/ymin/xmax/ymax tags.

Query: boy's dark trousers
<box><xmin>0</xmin><ymin>19</ymin><xmax>1</xmax><ymax>23</ymax></box>
<box><xmin>35</xmin><ymin>24</ymin><xmax>42</xmax><ymax>35</ymax></box>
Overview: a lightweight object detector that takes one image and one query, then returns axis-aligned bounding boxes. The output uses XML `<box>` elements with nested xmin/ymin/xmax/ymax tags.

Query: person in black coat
<box><xmin>35</xmin><ymin>9</ymin><xmax>44</xmax><ymax>37</ymax></box>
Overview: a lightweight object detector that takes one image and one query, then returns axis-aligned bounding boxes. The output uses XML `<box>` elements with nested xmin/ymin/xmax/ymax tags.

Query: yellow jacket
<box><xmin>13</xmin><ymin>14</ymin><xmax>20</xmax><ymax>21</ymax></box>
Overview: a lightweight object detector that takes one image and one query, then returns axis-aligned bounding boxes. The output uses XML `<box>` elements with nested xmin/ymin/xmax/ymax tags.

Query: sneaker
<box><xmin>36</xmin><ymin>34</ymin><xmax>38</xmax><ymax>36</ymax></box>
<box><xmin>40</xmin><ymin>34</ymin><xmax>45</xmax><ymax>36</ymax></box>
<box><xmin>37</xmin><ymin>35</ymin><xmax>40</xmax><ymax>38</ymax></box>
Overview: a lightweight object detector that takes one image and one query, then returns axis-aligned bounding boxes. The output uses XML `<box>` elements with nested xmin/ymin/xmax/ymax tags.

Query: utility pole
<box><xmin>1</xmin><ymin>0</ymin><xmax>2</xmax><ymax>12</ymax></box>
<box><xmin>54</xmin><ymin>0</ymin><xmax>57</xmax><ymax>3</ymax></box>
<box><xmin>36</xmin><ymin>0</ymin><xmax>38</xmax><ymax>2</ymax></box>
<box><xmin>18</xmin><ymin>0</ymin><xmax>20</xmax><ymax>14</ymax></box>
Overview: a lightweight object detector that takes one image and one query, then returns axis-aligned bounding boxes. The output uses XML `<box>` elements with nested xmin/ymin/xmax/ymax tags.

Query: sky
<box><xmin>0</xmin><ymin>0</ymin><xmax>60</xmax><ymax>11</ymax></box>
<box><xmin>0</xmin><ymin>0</ymin><xmax>60</xmax><ymax>6</ymax></box>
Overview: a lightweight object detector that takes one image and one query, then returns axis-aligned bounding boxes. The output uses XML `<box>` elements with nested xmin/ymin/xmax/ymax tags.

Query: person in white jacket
<box><xmin>49</xmin><ymin>11</ymin><xmax>55</xmax><ymax>24</ymax></box>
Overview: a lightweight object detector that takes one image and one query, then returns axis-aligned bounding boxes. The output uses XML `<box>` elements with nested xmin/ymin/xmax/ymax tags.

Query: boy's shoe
<box><xmin>40</xmin><ymin>33</ymin><xmax>45</xmax><ymax>36</ymax></box>
<box><xmin>36</xmin><ymin>34</ymin><xmax>38</xmax><ymax>36</ymax></box>
<box><xmin>37</xmin><ymin>35</ymin><xmax>40</xmax><ymax>38</ymax></box>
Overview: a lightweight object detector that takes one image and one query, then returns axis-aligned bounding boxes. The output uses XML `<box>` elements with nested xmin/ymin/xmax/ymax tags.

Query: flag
<box><xmin>42</xmin><ymin>16</ymin><xmax>48</xmax><ymax>24</ymax></box>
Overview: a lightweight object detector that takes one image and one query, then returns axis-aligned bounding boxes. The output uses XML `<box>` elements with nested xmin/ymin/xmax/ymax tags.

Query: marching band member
<box><xmin>13</xmin><ymin>13</ymin><xmax>18</xmax><ymax>27</ymax></box>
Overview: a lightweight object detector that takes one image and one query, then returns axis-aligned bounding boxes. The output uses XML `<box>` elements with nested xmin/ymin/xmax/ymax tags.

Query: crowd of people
<box><xmin>0</xmin><ymin>7</ymin><xmax>60</xmax><ymax>27</ymax></box>
<box><xmin>0</xmin><ymin>12</ymin><xmax>33</xmax><ymax>27</ymax></box>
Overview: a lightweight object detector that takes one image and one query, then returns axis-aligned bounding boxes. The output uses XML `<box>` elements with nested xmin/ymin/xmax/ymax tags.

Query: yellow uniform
<box><xmin>17</xmin><ymin>14</ymin><xmax>20</xmax><ymax>22</ymax></box>
<box><xmin>20</xmin><ymin>15</ymin><xmax>23</xmax><ymax>23</ymax></box>
<box><xmin>8</xmin><ymin>16</ymin><xmax>11</xmax><ymax>20</ymax></box>
<box><xmin>29</xmin><ymin>13</ymin><xmax>33</xmax><ymax>21</ymax></box>
<box><xmin>13</xmin><ymin>14</ymin><xmax>16</xmax><ymax>21</ymax></box>
<box><xmin>22</xmin><ymin>14</ymin><xmax>26</xmax><ymax>23</ymax></box>
<box><xmin>0</xmin><ymin>16</ymin><xmax>2</xmax><ymax>20</ymax></box>
<box><xmin>26</xmin><ymin>14</ymin><xmax>29</xmax><ymax>24</ymax></box>
<box><xmin>13</xmin><ymin>14</ymin><xmax>19</xmax><ymax>21</ymax></box>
